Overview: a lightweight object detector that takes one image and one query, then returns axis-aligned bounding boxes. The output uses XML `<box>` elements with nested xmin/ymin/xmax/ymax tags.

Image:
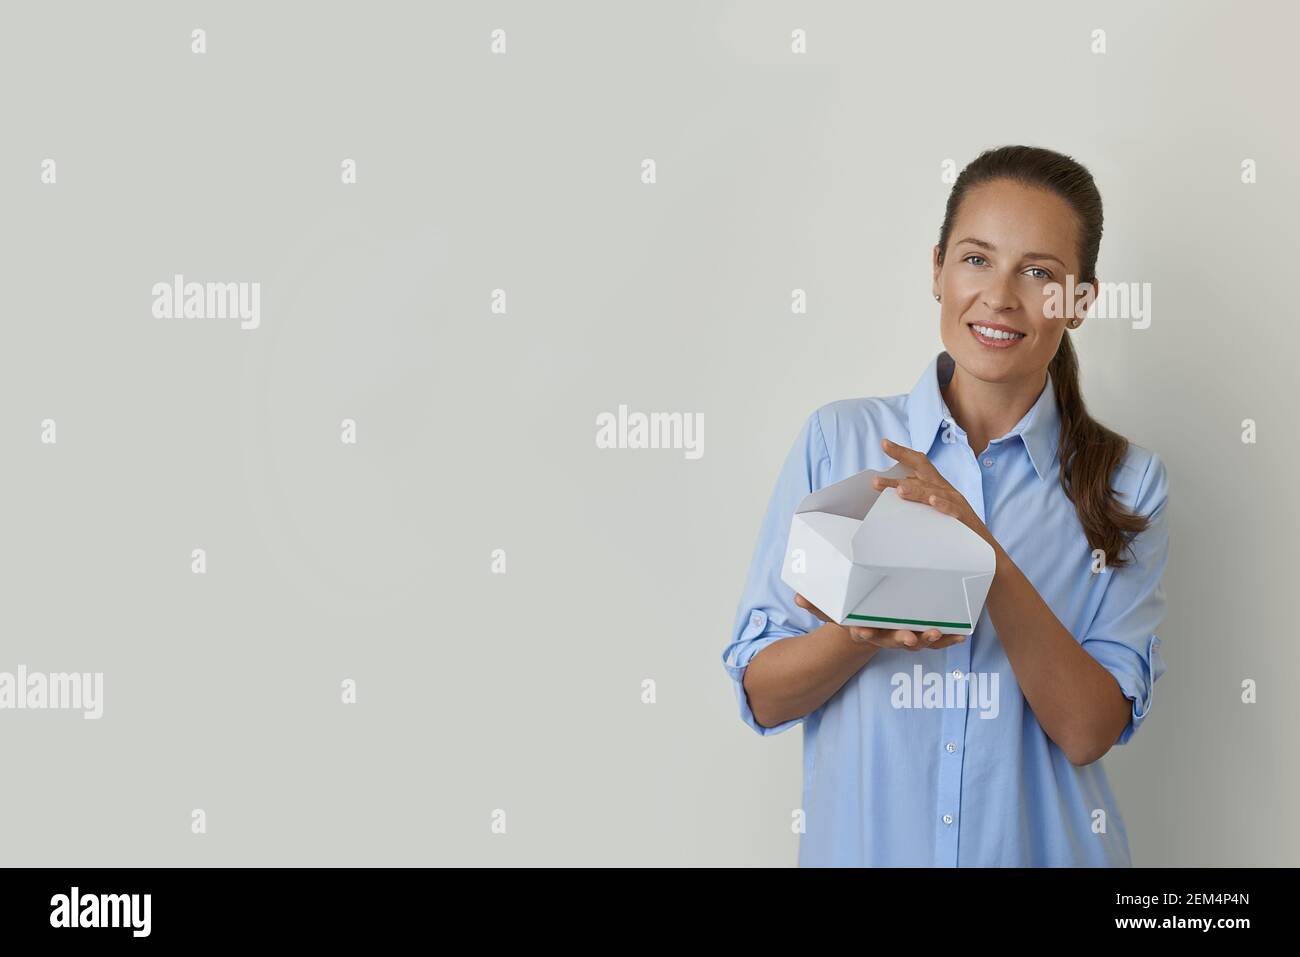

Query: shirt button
<box><xmin>952</xmin><ymin>669</ymin><xmax>963</xmax><ymax>680</ymax></box>
<box><xmin>946</xmin><ymin>742</ymin><xmax>957</xmax><ymax>753</ymax></box>
<box><xmin>751</xmin><ymin>613</ymin><xmax>763</xmax><ymax>626</ymax></box>
<box><xmin>982</xmin><ymin>457</ymin><xmax>994</xmax><ymax>467</ymax></box>
<box><xmin>943</xmin><ymin>814</ymin><xmax>954</xmax><ymax>825</ymax></box>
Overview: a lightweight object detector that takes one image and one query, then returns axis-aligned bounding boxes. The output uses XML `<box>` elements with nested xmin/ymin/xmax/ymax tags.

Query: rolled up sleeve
<box><xmin>1079</xmin><ymin>451</ymin><xmax>1170</xmax><ymax>746</ymax></box>
<box><xmin>722</xmin><ymin>409</ymin><xmax>831</xmax><ymax>736</ymax></box>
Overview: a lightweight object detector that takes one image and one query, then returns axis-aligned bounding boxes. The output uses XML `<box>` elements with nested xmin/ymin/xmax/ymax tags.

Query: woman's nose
<box><xmin>982</xmin><ymin>272</ymin><xmax>1018</xmax><ymax>312</ymax></box>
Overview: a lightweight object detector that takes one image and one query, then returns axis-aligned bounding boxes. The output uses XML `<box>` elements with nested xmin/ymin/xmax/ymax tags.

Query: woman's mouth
<box><xmin>968</xmin><ymin>323</ymin><xmax>1026</xmax><ymax>348</ymax></box>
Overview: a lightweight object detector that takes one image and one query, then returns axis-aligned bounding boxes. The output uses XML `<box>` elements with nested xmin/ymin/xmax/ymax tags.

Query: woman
<box><xmin>723</xmin><ymin>145</ymin><xmax>1169</xmax><ymax>867</ymax></box>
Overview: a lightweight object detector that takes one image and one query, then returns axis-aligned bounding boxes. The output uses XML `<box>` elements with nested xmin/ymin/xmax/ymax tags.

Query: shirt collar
<box><xmin>906</xmin><ymin>351</ymin><xmax>1061</xmax><ymax>481</ymax></box>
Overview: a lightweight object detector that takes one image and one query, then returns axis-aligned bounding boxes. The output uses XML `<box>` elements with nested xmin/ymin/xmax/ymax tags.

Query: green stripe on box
<box><xmin>845</xmin><ymin>614</ymin><xmax>971</xmax><ymax>630</ymax></box>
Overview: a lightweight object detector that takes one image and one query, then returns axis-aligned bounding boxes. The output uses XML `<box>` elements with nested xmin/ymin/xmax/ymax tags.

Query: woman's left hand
<box><xmin>872</xmin><ymin>437</ymin><xmax>997</xmax><ymax>550</ymax></box>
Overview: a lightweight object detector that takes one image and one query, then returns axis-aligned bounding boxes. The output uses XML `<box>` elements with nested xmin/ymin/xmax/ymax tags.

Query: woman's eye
<box><xmin>962</xmin><ymin>254</ymin><xmax>1050</xmax><ymax>280</ymax></box>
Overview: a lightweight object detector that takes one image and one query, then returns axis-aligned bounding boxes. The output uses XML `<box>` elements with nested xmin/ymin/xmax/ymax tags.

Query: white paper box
<box><xmin>780</xmin><ymin>464</ymin><xmax>996</xmax><ymax>635</ymax></box>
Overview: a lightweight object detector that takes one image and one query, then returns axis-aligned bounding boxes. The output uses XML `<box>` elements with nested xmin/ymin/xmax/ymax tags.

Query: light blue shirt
<box><xmin>724</xmin><ymin>351</ymin><xmax>1169</xmax><ymax>866</ymax></box>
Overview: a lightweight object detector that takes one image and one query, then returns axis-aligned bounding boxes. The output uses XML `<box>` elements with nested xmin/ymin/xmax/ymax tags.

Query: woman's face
<box><xmin>932</xmin><ymin>178</ymin><xmax>1089</xmax><ymax>385</ymax></box>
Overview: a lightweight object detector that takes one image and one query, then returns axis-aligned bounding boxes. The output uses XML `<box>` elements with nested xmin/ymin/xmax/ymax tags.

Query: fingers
<box><xmin>881</xmin><ymin>438</ymin><xmax>942</xmax><ymax>480</ymax></box>
<box><xmin>845</xmin><ymin>626</ymin><xmax>879</xmax><ymax>645</ymax></box>
<box><xmin>927</xmin><ymin>632</ymin><xmax>968</xmax><ymax>649</ymax></box>
<box><xmin>912</xmin><ymin>628</ymin><xmax>968</xmax><ymax>649</ymax></box>
<box><xmin>848</xmin><ymin>626</ymin><xmax>968</xmax><ymax>651</ymax></box>
<box><xmin>926</xmin><ymin>494</ymin><xmax>954</xmax><ymax>514</ymax></box>
<box><xmin>873</xmin><ymin>475</ymin><xmax>932</xmax><ymax>499</ymax></box>
<box><xmin>897</xmin><ymin>479</ymin><xmax>952</xmax><ymax>512</ymax></box>
<box><xmin>877</xmin><ymin>474</ymin><xmax>959</xmax><ymax>515</ymax></box>
<box><xmin>794</xmin><ymin>595</ymin><xmax>971</xmax><ymax>650</ymax></box>
<box><xmin>899</xmin><ymin>628</ymin><xmax>967</xmax><ymax>650</ymax></box>
<box><xmin>894</xmin><ymin>629</ymin><xmax>924</xmax><ymax>648</ymax></box>
<box><xmin>893</xmin><ymin>477</ymin><xmax>933</xmax><ymax>501</ymax></box>
<box><xmin>794</xmin><ymin>593</ymin><xmax>832</xmax><ymax>623</ymax></box>
<box><xmin>888</xmin><ymin>479</ymin><xmax>978</xmax><ymax>532</ymax></box>
<box><xmin>877</xmin><ymin>474</ymin><xmax>940</xmax><ymax>504</ymax></box>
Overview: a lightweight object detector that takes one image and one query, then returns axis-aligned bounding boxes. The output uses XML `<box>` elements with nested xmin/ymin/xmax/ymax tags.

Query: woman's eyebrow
<box><xmin>955</xmin><ymin>237</ymin><xmax>1066</xmax><ymax>267</ymax></box>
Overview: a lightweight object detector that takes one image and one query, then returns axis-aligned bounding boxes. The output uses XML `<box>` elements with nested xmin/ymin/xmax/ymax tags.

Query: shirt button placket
<box><xmin>936</xmin><ymin>662</ymin><xmax>971</xmax><ymax>866</ymax></box>
<box><xmin>934</xmin><ymin>446</ymin><xmax>979</xmax><ymax>868</ymax></box>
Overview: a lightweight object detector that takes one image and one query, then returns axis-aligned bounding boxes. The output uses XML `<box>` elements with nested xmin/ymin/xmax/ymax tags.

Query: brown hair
<box><xmin>936</xmin><ymin>145</ymin><xmax>1149</xmax><ymax>566</ymax></box>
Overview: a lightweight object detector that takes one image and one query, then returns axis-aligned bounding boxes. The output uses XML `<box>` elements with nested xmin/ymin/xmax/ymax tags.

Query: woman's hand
<box><xmin>794</xmin><ymin>593</ymin><xmax>967</xmax><ymax>651</ymax></box>
<box><xmin>873</xmin><ymin>437</ymin><xmax>997</xmax><ymax>549</ymax></box>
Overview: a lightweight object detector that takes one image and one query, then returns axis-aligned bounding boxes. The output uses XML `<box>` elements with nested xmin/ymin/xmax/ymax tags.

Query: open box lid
<box><xmin>793</xmin><ymin>462</ymin><xmax>910</xmax><ymax>520</ymax></box>
<box><xmin>850</xmin><ymin>485</ymin><xmax>996</xmax><ymax>573</ymax></box>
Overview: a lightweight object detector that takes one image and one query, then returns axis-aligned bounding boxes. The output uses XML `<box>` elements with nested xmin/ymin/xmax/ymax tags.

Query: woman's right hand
<box><xmin>794</xmin><ymin>593</ymin><xmax>968</xmax><ymax>651</ymax></box>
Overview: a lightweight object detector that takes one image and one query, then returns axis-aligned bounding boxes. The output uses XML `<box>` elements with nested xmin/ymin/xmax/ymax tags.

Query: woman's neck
<box><xmin>941</xmin><ymin>364</ymin><xmax>1048</xmax><ymax>457</ymax></box>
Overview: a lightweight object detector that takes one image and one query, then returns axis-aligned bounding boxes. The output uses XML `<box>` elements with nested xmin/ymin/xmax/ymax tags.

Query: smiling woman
<box><xmin>724</xmin><ymin>145</ymin><xmax>1171</xmax><ymax>868</ymax></box>
<box><xmin>931</xmin><ymin>149</ymin><xmax>1151</xmax><ymax>561</ymax></box>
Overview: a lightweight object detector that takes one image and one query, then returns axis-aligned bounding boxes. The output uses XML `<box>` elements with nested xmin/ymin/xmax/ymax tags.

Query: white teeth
<box><xmin>972</xmin><ymin>324</ymin><xmax>1024</xmax><ymax>341</ymax></box>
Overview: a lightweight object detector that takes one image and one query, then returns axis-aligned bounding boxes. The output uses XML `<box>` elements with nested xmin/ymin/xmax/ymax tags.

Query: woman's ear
<box><xmin>1070</xmin><ymin>275</ymin><xmax>1098</xmax><ymax>330</ymax></box>
<box><xmin>932</xmin><ymin>245</ymin><xmax>943</xmax><ymax>299</ymax></box>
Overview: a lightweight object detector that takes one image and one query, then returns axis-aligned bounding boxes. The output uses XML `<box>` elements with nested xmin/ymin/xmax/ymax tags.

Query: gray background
<box><xmin>0</xmin><ymin>0</ymin><xmax>1295</xmax><ymax>866</ymax></box>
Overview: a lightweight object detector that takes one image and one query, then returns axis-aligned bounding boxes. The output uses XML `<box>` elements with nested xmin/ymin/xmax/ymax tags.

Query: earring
<box><xmin>934</xmin><ymin>295</ymin><xmax>941</xmax><ymax>302</ymax></box>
